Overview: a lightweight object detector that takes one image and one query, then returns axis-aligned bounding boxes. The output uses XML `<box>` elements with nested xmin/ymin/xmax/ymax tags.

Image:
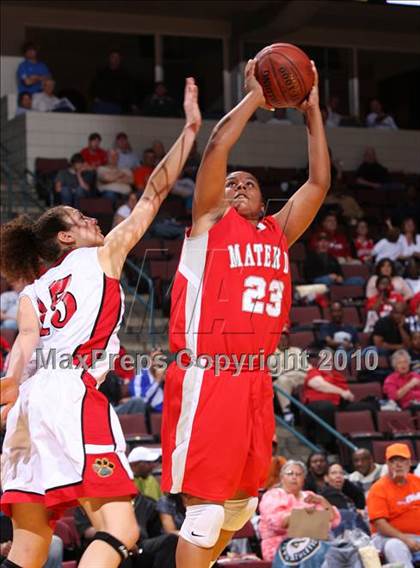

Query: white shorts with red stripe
<box><xmin>1</xmin><ymin>368</ymin><xmax>136</xmax><ymax>521</ymax></box>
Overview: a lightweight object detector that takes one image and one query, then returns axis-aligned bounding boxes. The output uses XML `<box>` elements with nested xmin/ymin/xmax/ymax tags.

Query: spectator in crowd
<box><xmin>372</xmin><ymin>302</ymin><xmax>411</xmax><ymax>354</ymax></box>
<box><xmin>323</xmin><ymin>462</ymin><xmax>366</xmax><ymax>511</ymax></box>
<box><xmin>0</xmin><ymin>279</ymin><xmax>25</xmax><ymax>330</ymax></box>
<box><xmin>54</xmin><ymin>153</ymin><xmax>91</xmax><ymax>208</ymax></box>
<box><xmin>383</xmin><ymin>349</ymin><xmax>420</xmax><ymax>410</ymax></box>
<box><xmin>353</xmin><ymin>219</ymin><xmax>374</xmax><ymax>264</ymax></box>
<box><xmin>302</xmin><ymin>365</ymin><xmax>356</xmax><ymax>451</ymax></box>
<box><xmin>32</xmin><ymin>78</ymin><xmax>60</xmax><ymax>112</ymax></box>
<box><xmin>115</xmin><ymin>132</ymin><xmax>140</xmax><ymax>170</ymax></box>
<box><xmin>404</xmin><ymin>259</ymin><xmax>420</xmax><ymax>297</ymax></box>
<box><xmin>272</xmin><ymin>330</ymin><xmax>311</xmax><ymax>426</ymax></box>
<box><xmin>80</xmin><ymin>132</ymin><xmax>108</xmax><ymax>169</ymax></box>
<box><xmin>321</xmin><ymin>462</ymin><xmax>368</xmax><ymax>535</ymax></box>
<box><xmin>133</xmin><ymin>148</ymin><xmax>156</xmax><ymax>192</ymax></box>
<box><xmin>128</xmin><ymin>446</ymin><xmax>163</xmax><ymax>502</ymax></box>
<box><xmin>364</xmin><ymin>275</ymin><xmax>405</xmax><ymax>332</ymax></box>
<box><xmin>325</xmin><ymin>95</ymin><xmax>342</xmax><ymax>127</ymax></box>
<box><xmin>398</xmin><ymin>217</ymin><xmax>420</xmax><ymax>264</ymax></box>
<box><xmin>304</xmin><ymin>451</ymin><xmax>329</xmax><ymax>493</ymax></box>
<box><xmin>171</xmin><ymin>173</ymin><xmax>195</xmax><ymax>214</ymax></box>
<box><xmin>16</xmin><ymin>41</ymin><xmax>50</xmax><ymax>95</ymax></box>
<box><xmin>319</xmin><ymin>300</ymin><xmax>359</xmax><ymax>355</ymax></box>
<box><xmin>367</xmin><ymin>443</ymin><xmax>420</xmax><ymax>566</ymax></box>
<box><xmin>142</xmin><ymin>82</ymin><xmax>178</xmax><ymax>117</ymax></box>
<box><xmin>366</xmin><ymin>258</ymin><xmax>413</xmax><ymax>300</ymax></box>
<box><xmin>355</xmin><ymin>146</ymin><xmax>390</xmax><ymax>189</ymax></box>
<box><xmin>394</xmin><ymin>185</ymin><xmax>420</xmax><ymax>226</ymax></box>
<box><xmin>304</xmin><ymin>233</ymin><xmax>362</xmax><ymax>286</ymax></box>
<box><xmin>348</xmin><ymin>448</ymin><xmax>386</xmax><ymax>496</ymax></box>
<box><xmin>309</xmin><ymin>212</ymin><xmax>352</xmax><ymax>261</ymax></box>
<box><xmin>259</xmin><ymin>460</ymin><xmax>340</xmax><ymax>562</ymax></box>
<box><xmin>0</xmin><ymin>335</ymin><xmax>11</xmax><ymax>375</ymax></box>
<box><xmin>406</xmin><ymin>301</ymin><xmax>420</xmax><ymax>335</ymax></box>
<box><xmin>15</xmin><ymin>91</ymin><xmax>32</xmax><ymax>116</ymax></box>
<box><xmin>112</xmin><ymin>191</ymin><xmax>138</xmax><ymax>227</ymax></box>
<box><xmin>157</xmin><ymin>494</ymin><xmax>186</xmax><ymax>535</ymax></box>
<box><xmin>97</xmin><ymin>148</ymin><xmax>134</xmax><ymax>204</ymax></box>
<box><xmin>372</xmin><ymin>225</ymin><xmax>403</xmax><ymax>263</ymax></box>
<box><xmin>151</xmin><ymin>140</ymin><xmax>166</xmax><ymax>163</ymax></box>
<box><xmin>324</xmin><ymin>186</ymin><xmax>364</xmax><ymax>224</ymax></box>
<box><xmin>409</xmin><ymin>331</ymin><xmax>420</xmax><ymax>373</ymax></box>
<box><xmin>366</xmin><ymin>98</ymin><xmax>398</xmax><ymax>130</ymax></box>
<box><xmin>91</xmin><ymin>49</ymin><xmax>137</xmax><ymax>114</ymax></box>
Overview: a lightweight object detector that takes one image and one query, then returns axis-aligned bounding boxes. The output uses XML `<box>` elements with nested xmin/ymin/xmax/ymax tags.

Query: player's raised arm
<box><xmin>192</xmin><ymin>60</ymin><xmax>269</xmax><ymax>232</ymax></box>
<box><xmin>98</xmin><ymin>78</ymin><xmax>201</xmax><ymax>278</ymax></box>
<box><xmin>273</xmin><ymin>63</ymin><xmax>330</xmax><ymax>246</ymax></box>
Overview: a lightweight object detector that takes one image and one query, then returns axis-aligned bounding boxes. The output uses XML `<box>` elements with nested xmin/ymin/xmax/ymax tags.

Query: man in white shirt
<box><xmin>32</xmin><ymin>78</ymin><xmax>60</xmax><ymax>112</ymax></box>
<box><xmin>97</xmin><ymin>149</ymin><xmax>134</xmax><ymax>204</ymax></box>
<box><xmin>373</xmin><ymin>229</ymin><xmax>403</xmax><ymax>262</ymax></box>
<box><xmin>348</xmin><ymin>448</ymin><xmax>387</xmax><ymax>495</ymax></box>
<box><xmin>366</xmin><ymin>99</ymin><xmax>398</xmax><ymax>130</ymax></box>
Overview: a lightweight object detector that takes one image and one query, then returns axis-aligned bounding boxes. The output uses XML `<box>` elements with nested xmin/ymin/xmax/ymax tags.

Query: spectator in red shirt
<box><xmin>0</xmin><ymin>336</ymin><xmax>11</xmax><ymax>375</ymax></box>
<box><xmin>310</xmin><ymin>212</ymin><xmax>352</xmax><ymax>261</ymax></box>
<box><xmin>365</xmin><ymin>275</ymin><xmax>405</xmax><ymax>332</ymax></box>
<box><xmin>133</xmin><ymin>148</ymin><xmax>156</xmax><ymax>192</ymax></box>
<box><xmin>302</xmin><ymin>366</ymin><xmax>355</xmax><ymax>451</ymax></box>
<box><xmin>80</xmin><ymin>132</ymin><xmax>108</xmax><ymax>169</ymax></box>
<box><xmin>353</xmin><ymin>219</ymin><xmax>374</xmax><ymax>264</ymax></box>
<box><xmin>383</xmin><ymin>349</ymin><xmax>420</xmax><ymax>410</ymax></box>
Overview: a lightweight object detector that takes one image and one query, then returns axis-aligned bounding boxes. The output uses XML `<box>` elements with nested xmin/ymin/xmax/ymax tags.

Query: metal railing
<box><xmin>122</xmin><ymin>258</ymin><xmax>155</xmax><ymax>337</ymax></box>
<box><xmin>274</xmin><ymin>384</ymin><xmax>358</xmax><ymax>453</ymax></box>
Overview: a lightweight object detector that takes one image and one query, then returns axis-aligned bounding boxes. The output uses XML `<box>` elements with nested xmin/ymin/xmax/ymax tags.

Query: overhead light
<box><xmin>386</xmin><ymin>0</ymin><xmax>420</xmax><ymax>6</ymax></box>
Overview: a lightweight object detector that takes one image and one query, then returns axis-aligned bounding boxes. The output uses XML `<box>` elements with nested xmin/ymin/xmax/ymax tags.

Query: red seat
<box><xmin>335</xmin><ymin>410</ymin><xmax>381</xmax><ymax>439</ymax></box>
<box><xmin>162</xmin><ymin>239</ymin><xmax>183</xmax><ymax>260</ymax></box>
<box><xmin>119</xmin><ymin>414</ymin><xmax>152</xmax><ymax>441</ymax></box>
<box><xmin>377</xmin><ymin>411</ymin><xmax>417</xmax><ymax>437</ymax></box>
<box><xmin>289</xmin><ymin>330</ymin><xmax>314</xmax><ymax>350</ymax></box>
<box><xmin>79</xmin><ymin>197</ymin><xmax>114</xmax><ymax>215</ymax></box>
<box><xmin>372</xmin><ymin>439</ymin><xmax>416</xmax><ymax>464</ymax></box>
<box><xmin>233</xmin><ymin>520</ymin><xmax>256</xmax><ymax>539</ymax></box>
<box><xmin>290</xmin><ymin>306</ymin><xmax>321</xmax><ymax>328</ymax></box>
<box><xmin>150</xmin><ymin>413</ymin><xmax>162</xmax><ymax>437</ymax></box>
<box><xmin>1</xmin><ymin>329</ymin><xmax>17</xmax><ymax>346</ymax></box>
<box><xmin>341</xmin><ymin>263</ymin><xmax>370</xmax><ymax>281</ymax></box>
<box><xmin>349</xmin><ymin>382</ymin><xmax>382</xmax><ymax>402</ymax></box>
<box><xmin>54</xmin><ymin>517</ymin><xmax>80</xmax><ymax>549</ymax></box>
<box><xmin>330</xmin><ymin>285</ymin><xmax>365</xmax><ymax>303</ymax></box>
<box><xmin>62</xmin><ymin>562</ymin><xmax>77</xmax><ymax>568</ymax></box>
<box><xmin>35</xmin><ymin>157</ymin><xmax>68</xmax><ymax>175</ymax></box>
<box><xmin>358</xmin><ymin>332</ymin><xmax>371</xmax><ymax>349</ymax></box>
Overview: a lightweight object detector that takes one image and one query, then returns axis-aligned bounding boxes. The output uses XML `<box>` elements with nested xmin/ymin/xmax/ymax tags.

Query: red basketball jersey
<box><xmin>169</xmin><ymin>207</ymin><xmax>291</xmax><ymax>359</ymax></box>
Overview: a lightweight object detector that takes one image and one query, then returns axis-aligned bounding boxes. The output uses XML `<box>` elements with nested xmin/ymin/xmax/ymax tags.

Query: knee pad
<box><xmin>222</xmin><ymin>497</ymin><xmax>258</xmax><ymax>532</ymax></box>
<box><xmin>179</xmin><ymin>503</ymin><xmax>225</xmax><ymax>548</ymax></box>
<box><xmin>92</xmin><ymin>531</ymin><xmax>130</xmax><ymax>561</ymax></box>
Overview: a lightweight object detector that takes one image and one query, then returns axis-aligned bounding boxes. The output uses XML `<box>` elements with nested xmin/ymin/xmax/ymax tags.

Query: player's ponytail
<box><xmin>0</xmin><ymin>206</ymin><xmax>72</xmax><ymax>283</ymax></box>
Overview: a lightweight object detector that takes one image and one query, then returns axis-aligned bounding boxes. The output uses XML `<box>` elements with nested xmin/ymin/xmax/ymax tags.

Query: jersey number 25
<box><xmin>37</xmin><ymin>275</ymin><xmax>77</xmax><ymax>336</ymax></box>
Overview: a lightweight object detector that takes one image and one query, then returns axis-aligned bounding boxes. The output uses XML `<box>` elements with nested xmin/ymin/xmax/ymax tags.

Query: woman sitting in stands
<box><xmin>383</xmin><ymin>349</ymin><xmax>420</xmax><ymax>410</ymax></box>
<box><xmin>366</xmin><ymin>257</ymin><xmax>413</xmax><ymax>300</ymax></box>
<box><xmin>259</xmin><ymin>460</ymin><xmax>340</xmax><ymax>562</ymax></box>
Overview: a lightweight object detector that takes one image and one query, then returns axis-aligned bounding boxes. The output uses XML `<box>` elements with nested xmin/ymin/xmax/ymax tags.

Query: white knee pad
<box><xmin>222</xmin><ymin>497</ymin><xmax>258</xmax><ymax>532</ymax></box>
<box><xmin>180</xmin><ymin>503</ymin><xmax>225</xmax><ymax>548</ymax></box>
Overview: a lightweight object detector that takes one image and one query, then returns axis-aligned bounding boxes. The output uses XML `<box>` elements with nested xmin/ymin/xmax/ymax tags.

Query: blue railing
<box><xmin>122</xmin><ymin>259</ymin><xmax>155</xmax><ymax>337</ymax></box>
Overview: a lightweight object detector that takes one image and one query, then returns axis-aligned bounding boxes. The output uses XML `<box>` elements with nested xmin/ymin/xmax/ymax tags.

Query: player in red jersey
<box><xmin>0</xmin><ymin>79</ymin><xmax>201</xmax><ymax>568</ymax></box>
<box><xmin>161</xmin><ymin>60</ymin><xmax>330</xmax><ymax>567</ymax></box>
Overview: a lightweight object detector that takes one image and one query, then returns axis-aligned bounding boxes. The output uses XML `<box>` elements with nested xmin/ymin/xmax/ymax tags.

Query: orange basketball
<box><xmin>255</xmin><ymin>43</ymin><xmax>314</xmax><ymax>108</ymax></box>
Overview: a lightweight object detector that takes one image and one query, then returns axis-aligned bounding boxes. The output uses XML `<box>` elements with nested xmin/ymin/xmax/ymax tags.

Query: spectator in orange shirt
<box><xmin>133</xmin><ymin>148</ymin><xmax>156</xmax><ymax>192</ymax></box>
<box><xmin>367</xmin><ymin>443</ymin><xmax>420</xmax><ymax>566</ymax></box>
<box><xmin>80</xmin><ymin>133</ymin><xmax>108</xmax><ymax>169</ymax></box>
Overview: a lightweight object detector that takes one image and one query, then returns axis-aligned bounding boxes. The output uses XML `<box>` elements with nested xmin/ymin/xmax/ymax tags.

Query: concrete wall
<box><xmin>4</xmin><ymin>110</ymin><xmax>419</xmax><ymax>174</ymax></box>
<box><xmin>1</xmin><ymin>97</ymin><xmax>27</xmax><ymax>173</ymax></box>
<box><xmin>0</xmin><ymin>56</ymin><xmax>21</xmax><ymax>97</ymax></box>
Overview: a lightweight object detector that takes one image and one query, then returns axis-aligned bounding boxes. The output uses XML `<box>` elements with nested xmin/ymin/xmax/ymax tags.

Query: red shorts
<box><xmin>161</xmin><ymin>362</ymin><xmax>275</xmax><ymax>501</ymax></box>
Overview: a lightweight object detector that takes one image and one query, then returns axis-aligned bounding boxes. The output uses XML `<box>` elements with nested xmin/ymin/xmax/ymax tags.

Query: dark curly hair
<box><xmin>0</xmin><ymin>207</ymin><xmax>72</xmax><ymax>282</ymax></box>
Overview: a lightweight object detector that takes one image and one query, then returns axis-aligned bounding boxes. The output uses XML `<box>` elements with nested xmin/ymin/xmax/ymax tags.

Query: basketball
<box><xmin>255</xmin><ymin>43</ymin><xmax>314</xmax><ymax>108</ymax></box>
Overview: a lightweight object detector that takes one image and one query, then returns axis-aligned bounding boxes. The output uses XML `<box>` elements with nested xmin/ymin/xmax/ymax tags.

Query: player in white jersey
<box><xmin>0</xmin><ymin>79</ymin><xmax>201</xmax><ymax>568</ymax></box>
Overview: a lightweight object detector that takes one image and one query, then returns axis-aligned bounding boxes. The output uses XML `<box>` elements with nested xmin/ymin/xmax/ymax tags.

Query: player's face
<box><xmin>62</xmin><ymin>208</ymin><xmax>104</xmax><ymax>247</ymax></box>
<box><xmin>225</xmin><ymin>171</ymin><xmax>264</xmax><ymax>221</ymax></box>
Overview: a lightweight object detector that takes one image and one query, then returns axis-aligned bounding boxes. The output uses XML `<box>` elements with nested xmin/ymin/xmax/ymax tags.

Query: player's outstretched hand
<box><xmin>0</xmin><ymin>376</ymin><xmax>19</xmax><ymax>426</ymax></box>
<box><xmin>296</xmin><ymin>61</ymin><xmax>319</xmax><ymax>113</ymax></box>
<box><xmin>244</xmin><ymin>59</ymin><xmax>273</xmax><ymax>111</ymax></box>
<box><xmin>184</xmin><ymin>77</ymin><xmax>202</xmax><ymax>134</ymax></box>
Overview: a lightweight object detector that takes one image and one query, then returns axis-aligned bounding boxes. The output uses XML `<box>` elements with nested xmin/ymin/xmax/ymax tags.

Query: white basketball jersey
<box><xmin>21</xmin><ymin>247</ymin><xmax>124</xmax><ymax>380</ymax></box>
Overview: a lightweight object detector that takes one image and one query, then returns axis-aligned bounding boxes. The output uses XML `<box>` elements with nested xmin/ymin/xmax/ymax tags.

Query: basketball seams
<box><xmin>279</xmin><ymin>48</ymin><xmax>308</xmax><ymax>104</ymax></box>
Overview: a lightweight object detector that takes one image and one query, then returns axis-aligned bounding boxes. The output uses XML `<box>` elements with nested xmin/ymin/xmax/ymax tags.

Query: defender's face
<box><xmin>62</xmin><ymin>207</ymin><xmax>104</xmax><ymax>247</ymax></box>
<box><xmin>225</xmin><ymin>171</ymin><xmax>264</xmax><ymax>221</ymax></box>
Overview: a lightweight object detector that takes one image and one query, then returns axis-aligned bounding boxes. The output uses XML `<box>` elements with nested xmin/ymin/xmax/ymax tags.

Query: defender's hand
<box><xmin>184</xmin><ymin>77</ymin><xmax>202</xmax><ymax>134</ymax></box>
